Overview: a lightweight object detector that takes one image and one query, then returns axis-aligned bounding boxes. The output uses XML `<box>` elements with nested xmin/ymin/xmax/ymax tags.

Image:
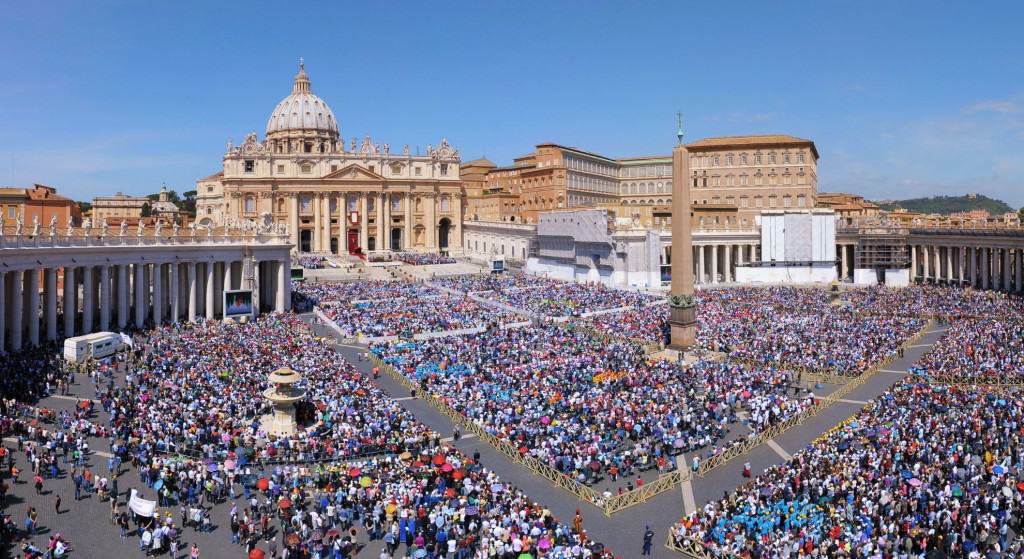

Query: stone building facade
<box><xmin>196</xmin><ymin>62</ymin><xmax>464</xmax><ymax>255</ymax></box>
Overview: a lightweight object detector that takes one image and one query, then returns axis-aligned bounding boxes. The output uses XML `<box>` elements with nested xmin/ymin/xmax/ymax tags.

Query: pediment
<box><xmin>323</xmin><ymin>163</ymin><xmax>385</xmax><ymax>181</ymax></box>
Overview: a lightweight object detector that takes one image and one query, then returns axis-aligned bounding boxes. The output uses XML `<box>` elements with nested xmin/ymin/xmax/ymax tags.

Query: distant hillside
<box><xmin>872</xmin><ymin>194</ymin><xmax>1014</xmax><ymax>215</ymax></box>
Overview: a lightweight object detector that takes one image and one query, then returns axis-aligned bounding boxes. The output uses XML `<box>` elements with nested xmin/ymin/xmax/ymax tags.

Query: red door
<box><xmin>347</xmin><ymin>230</ymin><xmax>359</xmax><ymax>254</ymax></box>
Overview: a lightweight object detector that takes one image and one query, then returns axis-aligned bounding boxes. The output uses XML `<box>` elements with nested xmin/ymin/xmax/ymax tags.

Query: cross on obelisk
<box><xmin>668</xmin><ymin>112</ymin><xmax>697</xmax><ymax>350</ymax></box>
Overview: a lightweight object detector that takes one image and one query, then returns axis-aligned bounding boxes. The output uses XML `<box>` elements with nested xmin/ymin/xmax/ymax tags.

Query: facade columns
<box><xmin>382</xmin><ymin>193</ymin><xmax>391</xmax><ymax>250</ymax></box>
<box><xmin>1016</xmin><ymin>249</ymin><xmax>1023</xmax><ymax>293</ymax></box>
<box><xmin>957</xmin><ymin>247</ymin><xmax>965</xmax><ymax>283</ymax></box>
<box><xmin>910</xmin><ymin>245</ymin><xmax>917</xmax><ymax>280</ymax></box>
<box><xmin>289</xmin><ymin>194</ymin><xmax>299</xmax><ymax>250</ymax></box>
<box><xmin>935</xmin><ymin>247</ymin><xmax>943</xmax><ymax>282</ymax></box>
<box><xmin>27</xmin><ymin>269</ymin><xmax>40</xmax><ymax>346</ymax></box>
<box><xmin>426</xmin><ymin>194</ymin><xmax>437</xmax><ymax>249</ymax></box>
<box><xmin>45</xmin><ymin>268</ymin><xmax>57</xmax><ymax>341</ymax></box>
<box><xmin>324</xmin><ymin>194</ymin><xmax>333</xmax><ymax>254</ymax></box>
<box><xmin>922</xmin><ymin>246</ymin><xmax>930</xmax><ymax>282</ymax></box>
<box><xmin>187</xmin><ymin>263</ymin><xmax>197</xmax><ymax>322</ymax></box>
<box><xmin>10</xmin><ymin>270</ymin><xmax>23</xmax><ymax>351</ymax></box>
<box><xmin>359</xmin><ymin>194</ymin><xmax>369</xmax><ymax>251</ymax></box>
<box><xmin>224</xmin><ymin>260</ymin><xmax>234</xmax><ymax>292</ymax></box>
<box><xmin>116</xmin><ymin>265</ymin><xmax>127</xmax><ymax>329</ymax></box>
<box><xmin>405</xmin><ymin>193</ymin><xmax>413</xmax><ymax>251</ymax></box>
<box><xmin>63</xmin><ymin>266</ymin><xmax>75</xmax><ymax>337</ymax></box>
<box><xmin>94</xmin><ymin>266</ymin><xmax>105</xmax><ymax>331</ymax></box>
<box><xmin>1003</xmin><ymin>248</ymin><xmax>1012</xmax><ymax>291</ymax></box>
<box><xmin>841</xmin><ymin>244</ymin><xmax>849</xmax><ymax>279</ymax></box>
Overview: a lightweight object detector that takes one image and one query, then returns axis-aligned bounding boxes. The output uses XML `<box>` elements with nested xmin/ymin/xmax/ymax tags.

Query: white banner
<box><xmin>129</xmin><ymin>489</ymin><xmax>156</xmax><ymax>517</ymax></box>
<box><xmin>120</xmin><ymin>333</ymin><xmax>134</xmax><ymax>348</ymax></box>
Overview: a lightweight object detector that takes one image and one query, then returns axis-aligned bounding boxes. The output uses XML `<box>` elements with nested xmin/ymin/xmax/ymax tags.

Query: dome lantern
<box><xmin>265</xmin><ymin>59</ymin><xmax>339</xmax><ymax>140</ymax></box>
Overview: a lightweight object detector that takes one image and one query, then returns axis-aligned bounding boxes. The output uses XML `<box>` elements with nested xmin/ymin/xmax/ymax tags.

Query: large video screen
<box><xmin>224</xmin><ymin>290</ymin><xmax>254</xmax><ymax>317</ymax></box>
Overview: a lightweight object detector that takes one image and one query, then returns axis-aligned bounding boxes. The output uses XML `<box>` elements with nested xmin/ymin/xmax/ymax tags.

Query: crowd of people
<box><xmin>842</xmin><ymin>284</ymin><xmax>1024</xmax><ymax>319</ymax></box>
<box><xmin>671</xmin><ymin>380</ymin><xmax>1024</xmax><ymax>557</ymax></box>
<box><xmin>910</xmin><ymin>318</ymin><xmax>1024</xmax><ymax>381</ymax></box>
<box><xmin>432</xmin><ymin>274</ymin><xmax>658</xmax><ymax>318</ymax></box>
<box><xmin>372</xmin><ymin>325</ymin><xmax>813</xmax><ymax>487</ymax></box>
<box><xmin>295</xmin><ymin>255</ymin><xmax>328</xmax><ymax>269</ymax></box>
<box><xmin>395</xmin><ymin>252</ymin><xmax>457</xmax><ymax>266</ymax></box>
<box><xmin>297</xmin><ymin>281</ymin><xmax>518</xmax><ymax>338</ymax></box>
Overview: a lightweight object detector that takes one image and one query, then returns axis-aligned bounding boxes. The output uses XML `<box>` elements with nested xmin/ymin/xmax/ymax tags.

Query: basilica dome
<box><xmin>265</xmin><ymin>61</ymin><xmax>339</xmax><ymax>138</ymax></box>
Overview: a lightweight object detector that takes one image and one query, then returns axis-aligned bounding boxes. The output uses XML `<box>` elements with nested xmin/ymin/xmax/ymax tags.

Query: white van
<box><xmin>63</xmin><ymin>332</ymin><xmax>124</xmax><ymax>363</ymax></box>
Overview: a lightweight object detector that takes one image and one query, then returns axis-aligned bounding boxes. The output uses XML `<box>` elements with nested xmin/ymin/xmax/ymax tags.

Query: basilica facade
<box><xmin>195</xmin><ymin>62</ymin><xmax>463</xmax><ymax>254</ymax></box>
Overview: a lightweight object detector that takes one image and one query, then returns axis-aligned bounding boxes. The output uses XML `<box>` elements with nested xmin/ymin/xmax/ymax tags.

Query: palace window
<box><xmin>347</xmin><ymin>197</ymin><xmax>357</xmax><ymax>211</ymax></box>
<box><xmin>740</xmin><ymin>154</ymin><xmax>748</xmax><ymax>165</ymax></box>
<box><xmin>391</xmin><ymin>195</ymin><xmax>401</xmax><ymax>212</ymax></box>
<box><xmin>798</xmin><ymin>153</ymin><xmax>806</xmax><ymax>164</ymax></box>
<box><xmin>712</xmin><ymin>156</ymin><xmax>719</xmax><ymax>167</ymax></box>
<box><xmin>798</xmin><ymin>195</ymin><xmax>807</xmax><ymax>207</ymax></box>
<box><xmin>726</xmin><ymin>155</ymin><xmax>733</xmax><ymax>166</ymax></box>
<box><xmin>769</xmin><ymin>154</ymin><xmax>777</xmax><ymax>164</ymax></box>
<box><xmin>244</xmin><ymin>195</ymin><xmax>255</xmax><ymax>213</ymax></box>
<box><xmin>367</xmin><ymin>198</ymin><xmax>375</xmax><ymax>212</ymax></box>
<box><xmin>740</xmin><ymin>196</ymin><xmax>749</xmax><ymax>208</ymax></box>
<box><xmin>755</xmin><ymin>154</ymin><xmax>762</xmax><ymax>165</ymax></box>
<box><xmin>244</xmin><ymin>160</ymin><xmax>255</xmax><ymax>173</ymax></box>
<box><xmin>391</xmin><ymin>163</ymin><xmax>403</xmax><ymax>175</ymax></box>
<box><xmin>304</xmin><ymin>143</ymin><xmax>312</xmax><ymax>153</ymax></box>
<box><xmin>755</xmin><ymin>196</ymin><xmax>763</xmax><ymax>208</ymax></box>
<box><xmin>784</xmin><ymin>154</ymin><xmax>791</xmax><ymax>164</ymax></box>
<box><xmin>300</xmin><ymin>195</ymin><xmax>312</xmax><ymax>213</ymax></box>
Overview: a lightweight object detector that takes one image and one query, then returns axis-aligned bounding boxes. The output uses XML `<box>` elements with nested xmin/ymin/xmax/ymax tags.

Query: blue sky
<box><xmin>2</xmin><ymin>1</ymin><xmax>1022</xmax><ymax>207</ymax></box>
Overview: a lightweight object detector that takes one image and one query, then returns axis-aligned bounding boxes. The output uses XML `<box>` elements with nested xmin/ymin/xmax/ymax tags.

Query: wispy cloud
<box><xmin>962</xmin><ymin>96</ymin><xmax>1021</xmax><ymax>114</ymax></box>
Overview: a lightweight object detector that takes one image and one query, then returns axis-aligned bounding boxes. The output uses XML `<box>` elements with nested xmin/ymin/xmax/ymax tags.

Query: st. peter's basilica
<box><xmin>195</xmin><ymin>61</ymin><xmax>463</xmax><ymax>254</ymax></box>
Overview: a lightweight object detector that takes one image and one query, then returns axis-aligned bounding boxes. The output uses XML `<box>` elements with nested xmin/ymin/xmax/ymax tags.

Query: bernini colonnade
<box><xmin>0</xmin><ymin>224</ymin><xmax>292</xmax><ymax>352</ymax></box>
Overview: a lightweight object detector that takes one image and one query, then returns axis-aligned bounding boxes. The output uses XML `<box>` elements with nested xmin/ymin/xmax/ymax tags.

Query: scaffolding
<box><xmin>853</xmin><ymin>226</ymin><xmax>910</xmax><ymax>269</ymax></box>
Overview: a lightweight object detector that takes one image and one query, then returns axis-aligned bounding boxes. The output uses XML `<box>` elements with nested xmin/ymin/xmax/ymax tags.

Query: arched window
<box><xmin>244</xmin><ymin>195</ymin><xmax>255</xmax><ymax>214</ymax></box>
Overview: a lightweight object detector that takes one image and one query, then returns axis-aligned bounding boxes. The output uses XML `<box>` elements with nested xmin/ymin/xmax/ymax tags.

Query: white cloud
<box><xmin>962</xmin><ymin>97</ymin><xmax>1021</xmax><ymax>115</ymax></box>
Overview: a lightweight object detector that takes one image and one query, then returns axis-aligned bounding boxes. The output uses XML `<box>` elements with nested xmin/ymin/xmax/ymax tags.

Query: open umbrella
<box><xmin>465</xmin><ymin>505</ymin><xmax>479</xmax><ymax>516</ymax></box>
<box><xmin>538</xmin><ymin>537</ymin><xmax>552</xmax><ymax>550</ymax></box>
<box><xmin>441</xmin><ymin>463</ymin><xmax>453</xmax><ymax>473</ymax></box>
<box><xmin>452</xmin><ymin>470</ymin><xmax>465</xmax><ymax>481</ymax></box>
<box><xmin>348</xmin><ymin>467</ymin><xmax>361</xmax><ymax>478</ymax></box>
<box><xmin>207</xmin><ymin>463</ymin><xmax>219</xmax><ymax>473</ymax></box>
<box><xmin>399</xmin><ymin>451</ymin><xmax>413</xmax><ymax>461</ymax></box>
<box><xmin>257</xmin><ymin>478</ymin><xmax>270</xmax><ymax>491</ymax></box>
<box><xmin>248</xmin><ymin>549</ymin><xmax>266</xmax><ymax>559</ymax></box>
<box><xmin>325</xmin><ymin>528</ymin><xmax>340</xmax><ymax>538</ymax></box>
<box><xmin>311</xmin><ymin>529</ymin><xmax>324</xmax><ymax>541</ymax></box>
<box><xmin>432</xmin><ymin>454</ymin><xmax>446</xmax><ymax>466</ymax></box>
<box><xmin>993</xmin><ymin>465</ymin><xmax>1007</xmax><ymax>475</ymax></box>
<box><xmin>285</xmin><ymin>533</ymin><xmax>300</xmax><ymax>546</ymax></box>
<box><xmin>908</xmin><ymin>478</ymin><xmax>923</xmax><ymax>487</ymax></box>
<box><xmin>224</xmin><ymin>459</ymin><xmax>236</xmax><ymax>470</ymax></box>
<box><xmin>414</xmin><ymin>550</ymin><xmax>427</xmax><ymax>559</ymax></box>
<box><xmin>153</xmin><ymin>479</ymin><xmax>164</xmax><ymax>490</ymax></box>
<box><xmin>278</xmin><ymin>498</ymin><xmax>293</xmax><ymax>510</ymax></box>
<box><xmin>490</xmin><ymin>483</ymin><xmax>503</xmax><ymax>493</ymax></box>
<box><xmin>359</xmin><ymin>476</ymin><xmax>373</xmax><ymax>488</ymax></box>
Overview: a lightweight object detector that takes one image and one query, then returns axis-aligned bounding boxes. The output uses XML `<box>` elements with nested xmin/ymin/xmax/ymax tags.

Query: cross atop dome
<box><xmin>292</xmin><ymin>57</ymin><xmax>311</xmax><ymax>94</ymax></box>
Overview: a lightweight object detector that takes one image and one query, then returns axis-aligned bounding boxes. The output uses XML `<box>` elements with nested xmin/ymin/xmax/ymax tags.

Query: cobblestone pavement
<box><xmin>0</xmin><ymin>316</ymin><xmax>941</xmax><ymax>559</ymax></box>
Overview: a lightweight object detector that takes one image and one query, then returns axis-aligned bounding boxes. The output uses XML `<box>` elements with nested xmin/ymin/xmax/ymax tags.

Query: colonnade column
<box><xmin>957</xmin><ymin>247</ymin><xmax>965</xmax><ymax>284</ymax></box>
<box><xmin>115</xmin><ymin>265</ymin><xmax>127</xmax><ymax>329</ymax></box>
<box><xmin>187</xmin><ymin>263</ymin><xmax>197</xmax><ymax>322</ymax></box>
<box><xmin>10</xmin><ymin>270</ymin><xmax>22</xmax><ymax>351</ymax></box>
<box><xmin>723</xmin><ymin>244</ymin><xmax>732</xmax><ymax>283</ymax></box>
<box><xmin>910</xmin><ymin>246</ymin><xmax>917</xmax><ymax>280</ymax></box>
<box><xmin>152</xmin><ymin>263</ymin><xmax>163</xmax><ymax>325</ymax></box>
<box><xmin>134</xmin><ymin>263</ymin><xmax>145</xmax><ymax>328</ymax></box>
<box><xmin>1016</xmin><ymin>249</ymin><xmax>1023</xmax><ymax>293</ymax></box>
<box><xmin>981</xmin><ymin>248</ymin><xmax>990</xmax><ymax>290</ymax></box>
<box><xmin>1003</xmin><ymin>248</ymin><xmax>1012</xmax><ymax>291</ymax></box>
<box><xmin>63</xmin><ymin>266</ymin><xmax>75</xmax><ymax>337</ymax></box>
<box><xmin>0</xmin><ymin>272</ymin><xmax>5</xmax><ymax>353</ymax></box>
<box><xmin>27</xmin><ymin>269</ymin><xmax>40</xmax><ymax>346</ymax></box>
<box><xmin>425</xmin><ymin>195</ymin><xmax>437</xmax><ymax>249</ymax></box>
<box><xmin>92</xmin><ymin>266</ymin><xmax>103</xmax><ymax>331</ymax></box>
<box><xmin>276</xmin><ymin>260</ymin><xmax>286</xmax><ymax>312</ymax></box>
<box><xmin>169</xmin><ymin>263</ymin><xmax>180</xmax><ymax>323</ymax></box>
<box><xmin>45</xmin><ymin>268</ymin><xmax>57</xmax><ymax>341</ymax></box>
<box><xmin>359</xmin><ymin>194</ymin><xmax>369</xmax><ymax>251</ymax></box>
<box><xmin>697</xmin><ymin>245</ymin><xmax>705</xmax><ymax>284</ymax></box>
<box><xmin>840</xmin><ymin>245</ymin><xmax>849</xmax><ymax>279</ymax></box>
<box><xmin>382</xmin><ymin>193</ymin><xmax>391</xmax><ymax>250</ymax></box>
<box><xmin>933</xmin><ymin>247</ymin><xmax>941</xmax><ymax>282</ymax></box>
<box><xmin>312</xmin><ymin>194</ymin><xmax>321</xmax><ymax>252</ymax></box>
<box><xmin>205</xmin><ymin>262</ymin><xmax>215</xmax><ymax>320</ymax></box>
<box><xmin>223</xmin><ymin>260</ymin><xmax>234</xmax><ymax>293</ymax></box>
<box><xmin>711</xmin><ymin>244</ymin><xmax>719</xmax><ymax>284</ymax></box>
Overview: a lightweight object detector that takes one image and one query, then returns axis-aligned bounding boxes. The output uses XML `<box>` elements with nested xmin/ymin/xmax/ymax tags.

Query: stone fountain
<box><xmin>260</xmin><ymin>367</ymin><xmax>305</xmax><ymax>435</ymax></box>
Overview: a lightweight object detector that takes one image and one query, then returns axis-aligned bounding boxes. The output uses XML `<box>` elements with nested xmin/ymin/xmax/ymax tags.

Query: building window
<box><xmin>206</xmin><ymin>186</ymin><xmax>214</xmax><ymax>192</ymax></box>
<box><xmin>784</xmin><ymin>154</ymin><xmax>791</xmax><ymax>164</ymax></box>
<box><xmin>415</xmin><ymin>167</ymin><xmax>422</xmax><ymax>176</ymax></box>
<box><xmin>347</xmin><ymin>197</ymin><xmax>357</xmax><ymax>211</ymax></box>
<box><xmin>300</xmin><ymin>163</ymin><xmax>312</xmax><ymax>174</ymax></box>
<box><xmin>277</xmin><ymin>165</ymin><xmax>285</xmax><ymax>174</ymax></box>
<box><xmin>391</xmin><ymin>195</ymin><xmax>401</xmax><ymax>212</ymax></box>
<box><xmin>740</xmin><ymin>154</ymin><xmax>748</xmax><ymax>165</ymax></box>
<box><xmin>755</xmin><ymin>154</ymin><xmax>762</xmax><ymax>165</ymax></box>
<box><xmin>783</xmin><ymin>195</ymin><xmax>792</xmax><ymax>207</ymax></box>
<box><xmin>755</xmin><ymin>196</ymin><xmax>763</xmax><ymax>208</ymax></box>
<box><xmin>740</xmin><ymin>197</ymin><xmax>749</xmax><ymax>208</ymax></box>
<box><xmin>726</xmin><ymin>155</ymin><xmax>733</xmax><ymax>166</ymax></box>
<box><xmin>244</xmin><ymin>160</ymin><xmax>255</xmax><ymax>173</ymax></box>
<box><xmin>8</xmin><ymin>206</ymin><xmax>15</xmax><ymax>219</ymax></box>
<box><xmin>797</xmin><ymin>195</ymin><xmax>806</xmax><ymax>207</ymax></box>
<box><xmin>798</xmin><ymin>153</ymin><xmax>806</xmax><ymax>164</ymax></box>
<box><xmin>440</xmin><ymin>197</ymin><xmax>450</xmax><ymax>212</ymax></box>
<box><xmin>304</xmin><ymin>143</ymin><xmax>312</xmax><ymax>153</ymax></box>
<box><xmin>740</xmin><ymin>175</ymin><xmax>748</xmax><ymax>186</ymax></box>
<box><xmin>769</xmin><ymin>154</ymin><xmax>777</xmax><ymax>164</ymax></box>
<box><xmin>331</xmin><ymin>164</ymin><xmax>338</xmax><ymax>172</ymax></box>
<box><xmin>244</xmin><ymin>195</ymin><xmax>255</xmax><ymax>213</ymax></box>
<box><xmin>440</xmin><ymin>163</ymin><xmax>449</xmax><ymax>176</ymax></box>
<box><xmin>769</xmin><ymin>196</ymin><xmax>777</xmax><ymax>208</ymax></box>
<box><xmin>391</xmin><ymin>163</ymin><xmax>402</xmax><ymax>174</ymax></box>
<box><xmin>300</xmin><ymin>195</ymin><xmax>311</xmax><ymax>213</ymax></box>
<box><xmin>712</xmin><ymin>156</ymin><xmax>719</xmax><ymax>166</ymax></box>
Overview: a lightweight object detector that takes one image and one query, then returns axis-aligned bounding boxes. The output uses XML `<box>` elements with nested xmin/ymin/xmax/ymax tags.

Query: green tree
<box><xmin>140</xmin><ymin>203</ymin><xmax>152</xmax><ymax>217</ymax></box>
<box><xmin>1019</xmin><ymin>207</ymin><xmax>1024</xmax><ymax>223</ymax></box>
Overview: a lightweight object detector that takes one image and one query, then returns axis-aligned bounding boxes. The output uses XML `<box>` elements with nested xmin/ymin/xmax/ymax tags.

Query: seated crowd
<box><xmin>843</xmin><ymin>284</ymin><xmax>1024</xmax><ymax>319</ymax></box>
<box><xmin>297</xmin><ymin>281</ymin><xmax>519</xmax><ymax>337</ymax></box>
<box><xmin>434</xmin><ymin>274</ymin><xmax>658</xmax><ymax>317</ymax></box>
<box><xmin>372</xmin><ymin>325</ymin><xmax>812</xmax><ymax>487</ymax></box>
<box><xmin>295</xmin><ymin>255</ymin><xmax>327</xmax><ymax>269</ymax></box>
<box><xmin>671</xmin><ymin>380</ymin><xmax>1024</xmax><ymax>558</ymax></box>
<box><xmin>395</xmin><ymin>252</ymin><xmax>457</xmax><ymax>266</ymax></box>
<box><xmin>910</xmin><ymin>318</ymin><xmax>1024</xmax><ymax>381</ymax></box>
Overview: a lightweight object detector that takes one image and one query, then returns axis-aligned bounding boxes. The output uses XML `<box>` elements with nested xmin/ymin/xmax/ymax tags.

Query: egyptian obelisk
<box><xmin>668</xmin><ymin>113</ymin><xmax>697</xmax><ymax>350</ymax></box>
